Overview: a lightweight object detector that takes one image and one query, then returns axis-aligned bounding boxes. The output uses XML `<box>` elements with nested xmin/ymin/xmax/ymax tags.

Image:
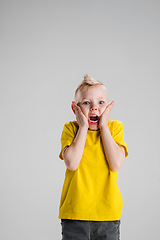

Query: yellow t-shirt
<box><xmin>59</xmin><ymin>120</ymin><xmax>128</xmax><ymax>221</ymax></box>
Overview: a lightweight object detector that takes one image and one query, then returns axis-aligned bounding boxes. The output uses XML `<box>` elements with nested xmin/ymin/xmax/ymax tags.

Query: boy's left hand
<box><xmin>99</xmin><ymin>101</ymin><xmax>115</xmax><ymax>129</ymax></box>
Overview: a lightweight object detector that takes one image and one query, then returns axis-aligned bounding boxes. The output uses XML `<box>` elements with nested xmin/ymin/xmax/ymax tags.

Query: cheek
<box><xmin>100</xmin><ymin>105</ymin><xmax>107</xmax><ymax>115</ymax></box>
<box><xmin>80</xmin><ymin>106</ymin><xmax>88</xmax><ymax>116</ymax></box>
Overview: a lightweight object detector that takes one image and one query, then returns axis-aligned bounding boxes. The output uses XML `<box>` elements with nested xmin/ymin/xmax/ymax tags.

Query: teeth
<box><xmin>89</xmin><ymin>115</ymin><xmax>99</xmax><ymax>123</ymax></box>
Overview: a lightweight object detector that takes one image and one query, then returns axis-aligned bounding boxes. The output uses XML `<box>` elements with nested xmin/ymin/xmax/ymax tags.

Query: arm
<box><xmin>62</xmin><ymin>102</ymin><xmax>88</xmax><ymax>171</ymax></box>
<box><xmin>99</xmin><ymin>102</ymin><xmax>125</xmax><ymax>171</ymax></box>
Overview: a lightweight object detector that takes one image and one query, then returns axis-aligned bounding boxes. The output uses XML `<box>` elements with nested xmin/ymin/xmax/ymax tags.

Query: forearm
<box><xmin>100</xmin><ymin>126</ymin><xmax>125</xmax><ymax>171</ymax></box>
<box><xmin>62</xmin><ymin>126</ymin><xmax>88</xmax><ymax>171</ymax></box>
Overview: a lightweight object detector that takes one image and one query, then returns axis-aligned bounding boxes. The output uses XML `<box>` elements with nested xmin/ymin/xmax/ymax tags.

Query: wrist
<box><xmin>99</xmin><ymin>123</ymin><xmax>109</xmax><ymax>131</ymax></box>
<box><xmin>79</xmin><ymin>124</ymin><xmax>88</xmax><ymax>132</ymax></box>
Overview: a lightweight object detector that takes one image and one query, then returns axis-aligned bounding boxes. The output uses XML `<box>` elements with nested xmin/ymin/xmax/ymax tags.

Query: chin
<box><xmin>89</xmin><ymin>124</ymin><xmax>99</xmax><ymax>131</ymax></box>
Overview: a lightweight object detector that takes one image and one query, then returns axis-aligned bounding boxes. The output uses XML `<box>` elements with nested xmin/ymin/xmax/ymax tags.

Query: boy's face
<box><xmin>76</xmin><ymin>85</ymin><xmax>109</xmax><ymax>130</ymax></box>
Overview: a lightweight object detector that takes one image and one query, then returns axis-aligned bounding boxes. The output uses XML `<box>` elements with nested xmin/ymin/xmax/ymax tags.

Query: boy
<box><xmin>59</xmin><ymin>74</ymin><xmax>128</xmax><ymax>240</ymax></box>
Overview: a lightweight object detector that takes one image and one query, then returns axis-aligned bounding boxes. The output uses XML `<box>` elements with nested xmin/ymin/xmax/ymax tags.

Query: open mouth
<box><xmin>89</xmin><ymin>115</ymin><xmax>99</xmax><ymax>124</ymax></box>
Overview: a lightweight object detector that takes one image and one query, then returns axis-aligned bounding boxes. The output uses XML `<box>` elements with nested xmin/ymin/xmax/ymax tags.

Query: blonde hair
<box><xmin>75</xmin><ymin>74</ymin><xmax>104</xmax><ymax>97</ymax></box>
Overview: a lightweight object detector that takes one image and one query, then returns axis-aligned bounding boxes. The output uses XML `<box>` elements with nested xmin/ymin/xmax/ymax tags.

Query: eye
<box><xmin>83</xmin><ymin>101</ymin><xmax>90</xmax><ymax>105</ymax></box>
<box><xmin>99</xmin><ymin>101</ymin><xmax>104</xmax><ymax>104</ymax></box>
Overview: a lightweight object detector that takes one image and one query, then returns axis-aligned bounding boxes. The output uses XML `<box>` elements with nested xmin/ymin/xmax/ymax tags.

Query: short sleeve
<box><xmin>59</xmin><ymin>121</ymin><xmax>78</xmax><ymax>160</ymax></box>
<box><xmin>110</xmin><ymin>120</ymin><xmax>129</xmax><ymax>158</ymax></box>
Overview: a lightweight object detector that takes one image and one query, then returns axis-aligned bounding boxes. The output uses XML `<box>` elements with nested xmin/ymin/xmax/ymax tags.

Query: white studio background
<box><xmin>0</xmin><ymin>0</ymin><xmax>160</xmax><ymax>239</ymax></box>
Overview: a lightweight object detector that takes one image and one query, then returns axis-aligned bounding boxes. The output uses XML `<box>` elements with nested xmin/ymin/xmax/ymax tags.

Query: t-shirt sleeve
<box><xmin>111</xmin><ymin>120</ymin><xmax>129</xmax><ymax>158</ymax></box>
<box><xmin>59</xmin><ymin>122</ymin><xmax>77</xmax><ymax>160</ymax></box>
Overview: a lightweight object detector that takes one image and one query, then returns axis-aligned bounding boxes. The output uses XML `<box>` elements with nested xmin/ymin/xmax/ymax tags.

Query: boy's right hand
<box><xmin>71</xmin><ymin>101</ymin><xmax>89</xmax><ymax>129</ymax></box>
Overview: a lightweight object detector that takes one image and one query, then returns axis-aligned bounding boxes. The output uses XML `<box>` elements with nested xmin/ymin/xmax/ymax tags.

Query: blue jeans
<box><xmin>61</xmin><ymin>219</ymin><xmax>121</xmax><ymax>240</ymax></box>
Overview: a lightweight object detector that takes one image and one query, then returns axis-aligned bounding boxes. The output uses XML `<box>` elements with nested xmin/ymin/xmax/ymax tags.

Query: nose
<box><xmin>90</xmin><ymin>105</ymin><xmax>98</xmax><ymax>111</ymax></box>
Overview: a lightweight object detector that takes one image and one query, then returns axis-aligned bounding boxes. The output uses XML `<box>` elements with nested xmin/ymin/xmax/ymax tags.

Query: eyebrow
<box><xmin>81</xmin><ymin>98</ymin><xmax>89</xmax><ymax>101</ymax></box>
<box><xmin>81</xmin><ymin>98</ymin><xmax>106</xmax><ymax>103</ymax></box>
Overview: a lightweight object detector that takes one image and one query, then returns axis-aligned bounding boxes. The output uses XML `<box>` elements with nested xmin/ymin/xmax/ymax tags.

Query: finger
<box><xmin>72</xmin><ymin>103</ymin><xmax>82</xmax><ymax>117</ymax></box>
<box><xmin>72</xmin><ymin>101</ymin><xmax>79</xmax><ymax>114</ymax></box>
<box><xmin>110</xmin><ymin>100</ymin><xmax>115</xmax><ymax>106</ymax></box>
<box><xmin>72</xmin><ymin>101</ymin><xmax>77</xmax><ymax>106</ymax></box>
<box><xmin>72</xmin><ymin>101</ymin><xmax>80</xmax><ymax>109</ymax></box>
<box><xmin>106</xmin><ymin>101</ymin><xmax>115</xmax><ymax>110</ymax></box>
<box><xmin>72</xmin><ymin>101</ymin><xmax>78</xmax><ymax>111</ymax></box>
<box><xmin>74</xmin><ymin>104</ymin><xmax>81</xmax><ymax>113</ymax></box>
<box><xmin>108</xmin><ymin>101</ymin><xmax>115</xmax><ymax>107</ymax></box>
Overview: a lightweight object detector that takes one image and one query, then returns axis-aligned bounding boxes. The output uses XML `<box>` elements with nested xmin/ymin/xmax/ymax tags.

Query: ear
<box><xmin>71</xmin><ymin>103</ymin><xmax>75</xmax><ymax>114</ymax></box>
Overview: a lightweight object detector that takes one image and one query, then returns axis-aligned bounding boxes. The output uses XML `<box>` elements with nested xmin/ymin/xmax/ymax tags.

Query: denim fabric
<box><xmin>61</xmin><ymin>219</ymin><xmax>120</xmax><ymax>240</ymax></box>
